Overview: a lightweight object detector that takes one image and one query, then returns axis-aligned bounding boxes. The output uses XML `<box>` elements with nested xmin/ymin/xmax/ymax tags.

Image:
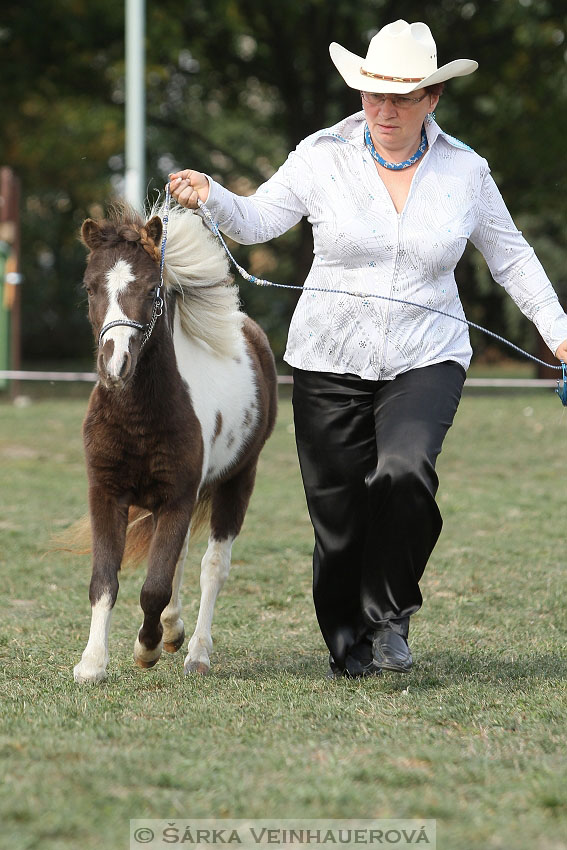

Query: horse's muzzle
<box><xmin>97</xmin><ymin>338</ymin><xmax>134</xmax><ymax>390</ymax></box>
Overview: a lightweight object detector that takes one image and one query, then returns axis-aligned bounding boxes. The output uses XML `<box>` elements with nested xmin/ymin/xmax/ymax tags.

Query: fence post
<box><xmin>0</xmin><ymin>167</ymin><xmax>21</xmax><ymax>397</ymax></box>
<box><xmin>0</xmin><ymin>239</ymin><xmax>9</xmax><ymax>390</ymax></box>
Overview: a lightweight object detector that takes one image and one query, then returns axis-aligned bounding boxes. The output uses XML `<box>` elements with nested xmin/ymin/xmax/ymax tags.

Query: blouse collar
<box><xmin>312</xmin><ymin>110</ymin><xmax>474</xmax><ymax>154</ymax></box>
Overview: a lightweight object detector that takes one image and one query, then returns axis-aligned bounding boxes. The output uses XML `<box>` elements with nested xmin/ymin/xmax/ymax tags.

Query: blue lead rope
<box><xmin>165</xmin><ymin>187</ymin><xmax>567</xmax><ymax>404</ymax></box>
<box><xmin>557</xmin><ymin>363</ymin><xmax>567</xmax><ymax>405</ymax></box>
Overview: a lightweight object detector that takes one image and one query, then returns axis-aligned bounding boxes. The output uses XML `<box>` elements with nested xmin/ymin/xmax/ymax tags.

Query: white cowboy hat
<box><xmin>330</xmin><ymin>19</ymin><xmax>478</xmax><ymax>94</ymax></box>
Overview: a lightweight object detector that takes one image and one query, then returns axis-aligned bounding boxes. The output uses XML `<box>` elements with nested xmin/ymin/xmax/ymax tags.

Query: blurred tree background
<box><xmin>1</xmin><ymin>0</ymin><xmax>566</xmax><ymax>371</ymax></box>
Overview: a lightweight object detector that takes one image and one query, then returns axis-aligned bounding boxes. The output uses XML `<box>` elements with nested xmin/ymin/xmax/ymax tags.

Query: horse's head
<box><xmin>81</xmin><ymin>211</ymin><xmax>163</xmax><ymax>390</ymax></box>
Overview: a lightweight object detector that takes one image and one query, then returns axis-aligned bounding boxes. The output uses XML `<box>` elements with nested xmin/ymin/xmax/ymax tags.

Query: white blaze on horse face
<box><xmin>103</xmin><ymin>259</ymin><xmax>137</xmax><ymax>378</ymax></box>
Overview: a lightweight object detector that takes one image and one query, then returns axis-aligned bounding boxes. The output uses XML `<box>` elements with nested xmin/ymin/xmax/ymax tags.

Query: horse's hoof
<box><xmin>184</xmin><ymin>660</ymin><xmax>210</xmax><ymax>675</ymax></box>
<box><xmin>163</xmin><ymin>629</ymin><xmax>185</xmax><ymax>654</ymax></box>
<box><xmin>134</xmin><ymin>653</ymin><xmax>160</xmax><ymax>670</ymax></box>
<box><xmin>133</xmin><ymin>635</ymin><xmax>162</xmax><ymax>669</ymax></box>
<box><xmin>73</xmin><ymin>662</ymin><xmax>107</xmax><ymax>684</ymax></box>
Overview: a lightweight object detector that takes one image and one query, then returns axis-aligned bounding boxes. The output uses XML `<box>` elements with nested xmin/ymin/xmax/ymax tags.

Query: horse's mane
<box><xmin>148</xmin><ymin>200</ymin><xmax>243</xmax><ymax>358</ymax></box>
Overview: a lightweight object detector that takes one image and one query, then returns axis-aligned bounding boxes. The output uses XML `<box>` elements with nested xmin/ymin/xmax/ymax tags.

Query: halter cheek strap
<box><xmin>97</xmin><ymin>190</ymin><xmax>170</xmax><ymax>350</ymax></box>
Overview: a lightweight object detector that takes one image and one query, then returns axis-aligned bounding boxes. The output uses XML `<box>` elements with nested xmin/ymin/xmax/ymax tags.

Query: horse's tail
<box><xmin>123</xmin><ymin>508</ymin><xmax>153</xmax><ymax>566</ymax></box>
<box><xmin>123</xmin><ymin>493</ymin><xmax>212</xmax><ymax>564</ymax></box>
<box><xmin>189</xmin><ymin>486</ymin><xmax>212</xmax><ymax>540</ymax></box>
<box><xmin>51</xmin><ymin>514</ymin><xmax>92</xmax><ymax>557</ymax></box>
<box><xmin>52</xmin><ymin>509</ymin><xmax>152</xmax><ymax>568</ymax></box>
<box><xmin>51</xmin><ymin>494</ymin><xmax>211</xmax><ymax>567</ymax></box>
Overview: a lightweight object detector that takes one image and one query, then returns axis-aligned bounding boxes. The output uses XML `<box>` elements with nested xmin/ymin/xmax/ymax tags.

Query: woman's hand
<box><xmin>555</xmin><ymin>340</ymin><xmax>567</xmax><ymax>363</ymax></box>
<box><xmin>168</xmin><ymin>169</ymin><xmax>210</xmax><ymax>209</ymax></box>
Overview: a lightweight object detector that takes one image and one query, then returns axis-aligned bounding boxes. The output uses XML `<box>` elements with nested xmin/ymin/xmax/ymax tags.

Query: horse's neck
<box><xmin>138</xmin><ymin>334</ymin><xmax>185</xmax><ymax>396</ymax></box>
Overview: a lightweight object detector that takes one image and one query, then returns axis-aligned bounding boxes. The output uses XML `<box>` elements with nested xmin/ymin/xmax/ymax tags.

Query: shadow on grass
<box><xmin>208</xmin><ymin>648</ymin><xmax>567</xmax><ymax>687</ymax></box>
<box><xmin>404</xmin><ymin>649</ymin><xmax>567</xmax><ymax>689</ymax></box>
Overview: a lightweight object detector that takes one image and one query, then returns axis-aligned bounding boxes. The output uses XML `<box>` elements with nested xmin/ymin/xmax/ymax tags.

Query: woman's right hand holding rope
<box><xmin>168</xmin><ymin>169</ymin><xmax>210</xmax><ymax>209</ymax></box>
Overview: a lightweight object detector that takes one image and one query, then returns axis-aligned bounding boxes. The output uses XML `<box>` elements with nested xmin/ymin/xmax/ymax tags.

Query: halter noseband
<box><xmin>97</xmin><ymin>188</ymin><xmax>171</xmax><ymax>351</ymax></box>
<box><xmin>98</xmin><ymin>288</ymin><xmax>164</xmax><ymax>350</ymax></box>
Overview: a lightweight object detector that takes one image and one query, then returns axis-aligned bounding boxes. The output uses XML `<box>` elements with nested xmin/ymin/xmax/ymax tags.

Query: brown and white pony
<box><xmin>73</xmin><ymin>201</ymin><xmax>277</xmax><ymax>683</ymax></box>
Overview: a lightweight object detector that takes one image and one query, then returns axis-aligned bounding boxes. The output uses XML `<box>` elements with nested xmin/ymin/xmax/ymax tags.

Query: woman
<box><xmin>169</xmin><ymin>20</ymin><xmax>567</xmax><ymax>678</ymax></box>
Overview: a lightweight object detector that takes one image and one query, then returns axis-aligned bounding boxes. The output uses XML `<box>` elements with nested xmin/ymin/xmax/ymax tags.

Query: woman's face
<box><xmin>362</xmin><ymin>89</ymin><xmax>439</xmax><ymax>153</ymax></box>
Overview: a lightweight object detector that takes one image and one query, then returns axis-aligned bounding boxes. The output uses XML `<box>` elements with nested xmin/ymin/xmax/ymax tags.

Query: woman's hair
<box><xmin>424</xmin><ymin>82</ymin><xmax>445</xmax><ymax>97</ymax></box>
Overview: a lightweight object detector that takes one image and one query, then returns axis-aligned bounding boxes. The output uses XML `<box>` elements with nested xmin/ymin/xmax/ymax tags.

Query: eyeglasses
<box><xmin>361</xmin><ymin>91</ymin><xmax>428</xmax><ymax>109</ymax></box>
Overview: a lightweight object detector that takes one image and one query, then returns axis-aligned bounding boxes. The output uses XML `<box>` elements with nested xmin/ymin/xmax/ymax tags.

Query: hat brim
<box><xmin>329</xmin><ymin>42</ymin><xmax>478</xmax><ymax>94</ymax></box>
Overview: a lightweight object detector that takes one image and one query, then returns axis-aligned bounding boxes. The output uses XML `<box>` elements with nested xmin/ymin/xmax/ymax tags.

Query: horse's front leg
<box><xmin>133</xmin><ymin>503</ymin><xmax>193</xmax><ymax>670</ymax></box>
<box><xmin>160</xmin><ymin>529</ymin><xmax>190</xmax><ymax>653</ymax></box>
<box><xmin>73</xmin><ymin>491</ymin><xmax>128</xmax><ymax>684</ymax></box>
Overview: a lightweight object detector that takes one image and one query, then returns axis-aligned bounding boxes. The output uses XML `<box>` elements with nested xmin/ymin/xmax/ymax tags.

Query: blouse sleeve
<box><xmin>198</xmin><ymin>142</ymin><xmax>312</xmax><ymax>245</ymax></box>
<box><xmin>469</xmin><ymin>167</ymin><xmax>567</xmax><ymax>354</ymax></box>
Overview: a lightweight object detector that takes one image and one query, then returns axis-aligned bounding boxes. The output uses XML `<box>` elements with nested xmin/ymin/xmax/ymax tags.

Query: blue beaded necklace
<box><xmin>364</xmin><ymin>123</ymin><xmax>428</xmax><ymax>170</ymax></box>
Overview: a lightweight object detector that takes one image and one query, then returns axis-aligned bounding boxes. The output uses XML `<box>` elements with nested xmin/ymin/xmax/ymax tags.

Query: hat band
<box><xmin>360</xmin><ymin>66</ymin><xmax>425</xmax><ymax>83</ymax></box>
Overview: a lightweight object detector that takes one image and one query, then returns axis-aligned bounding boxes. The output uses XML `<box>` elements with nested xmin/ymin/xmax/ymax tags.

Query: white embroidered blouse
<box><xmin>200</xmin><ymin>111</ymin><xmax>567</xmax><ymax>380</ymax></box>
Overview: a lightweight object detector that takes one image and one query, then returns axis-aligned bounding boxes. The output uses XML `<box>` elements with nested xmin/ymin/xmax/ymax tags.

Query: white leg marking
<box><xmin>73</xmin><ymin>593</ymin><xmax>114</xmax><ymax>684</ymax></box>
<box><xmin>161</xmin><ymin>531</ymin><xmax>190</xmax><ymax>650</ymax></box>
<box><xmin>133</xmin><ymin>632</ymin><xmax>163</xmax><ymax>668</ymax></box>
<box><xmin>185</xmin><ymin>536</ymin><xmax>234</xmax><ymax>674</ymax></box>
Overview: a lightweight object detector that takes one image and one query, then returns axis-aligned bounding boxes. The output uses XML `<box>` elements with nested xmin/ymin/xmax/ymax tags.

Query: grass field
<box><xmin>1</xmin><ymin>387</ymin><xmax>566</xmax><ymax>850</ymax></box>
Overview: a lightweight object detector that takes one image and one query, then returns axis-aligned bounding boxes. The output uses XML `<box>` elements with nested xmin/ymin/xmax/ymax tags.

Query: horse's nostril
<box><xmin>97</xmin><ymin>349</ymin><xmax>107</xmax><ymax>375</ymax></box>
<box><xmin>98</xmin><ymin>339</ymin><xmax>114</xmax><ymax>372</ymax></box>
<box><xmin>119</xmin><ymin>352</ymin><xmax>132</xmax><ymax>379</ymax></box>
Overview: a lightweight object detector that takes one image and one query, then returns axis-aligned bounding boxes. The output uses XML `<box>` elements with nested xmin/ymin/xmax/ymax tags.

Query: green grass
<box><xmin>1</xmin><ymin>389</ymin><xmax>566</xmax><ymax>850</ymax></box>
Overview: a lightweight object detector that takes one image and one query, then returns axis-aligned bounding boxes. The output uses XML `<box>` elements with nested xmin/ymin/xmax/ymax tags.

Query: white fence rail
<box><xmin>0</xmin><ymin>371</ymin><xmax>559</xmax><ymax>388</ymax></box>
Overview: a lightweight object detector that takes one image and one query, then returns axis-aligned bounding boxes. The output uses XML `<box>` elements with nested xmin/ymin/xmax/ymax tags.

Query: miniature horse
<box><xmin>73</xmin><ymin>202</ymin><xmax>277</xmax><ymax>683</ymax></box>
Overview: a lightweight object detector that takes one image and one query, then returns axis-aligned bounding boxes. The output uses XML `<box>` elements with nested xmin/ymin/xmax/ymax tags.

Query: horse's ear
<box><xmin>81</xmin><ymin>219</ymin><xmax>104</xmax><ymax>250</ymax></box>
<box><xmin>145</xmin><ymin>216</ymin><xmax>163</xmax><ymax>246</ymax></box>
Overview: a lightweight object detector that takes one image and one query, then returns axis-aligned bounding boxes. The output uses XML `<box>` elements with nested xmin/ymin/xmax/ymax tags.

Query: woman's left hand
<box><xmin>555</xmin><ymin>340</ymin><xmax>567</xmax><ymax>363</ymax></box>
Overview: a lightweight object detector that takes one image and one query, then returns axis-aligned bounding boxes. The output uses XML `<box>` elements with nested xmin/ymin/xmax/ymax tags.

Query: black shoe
<box><xmin>328</xmin><ymin>652</ymin><xmax>382</xmax><ymax>679</ymax></box>
<box><xmin>372</xmin><ymin>630</ymin><xmax>412</xmax><ymax>673</ymax></box>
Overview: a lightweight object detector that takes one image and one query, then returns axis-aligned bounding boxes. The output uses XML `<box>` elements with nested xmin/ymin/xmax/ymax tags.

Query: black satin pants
<box><xmin>292</xmin><ymin>361</ymin><xmax>466</xmax><ymax>671</ymax></box>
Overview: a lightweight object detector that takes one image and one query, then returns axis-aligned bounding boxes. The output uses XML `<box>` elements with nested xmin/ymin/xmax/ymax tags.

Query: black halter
<box><xmin>98</xmin><ymin>285</ymin><xmax>164</xmax><ymax>350</ymax></box>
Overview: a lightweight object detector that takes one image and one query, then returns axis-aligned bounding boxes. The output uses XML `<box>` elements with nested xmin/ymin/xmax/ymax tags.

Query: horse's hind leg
<box><xmin>160</xmin><ymin>530</ymin><xmax>189</xmax><ymax>653</ymax></box>
<box><xmin>134</xmin><ymin>504</ymin><xmax>192</xmax><ymax>670</ymax></box>
<box><xmin>184</xmin><ymin>536</ymin><xmax>234</xmax><ymax>674</ymax></box>
<box><xmin>185</xmin><ymin>462</ymin><xmax>257</xmax><ymax>675</ymax></box>
<box><xmin>74</xmin><ymin>494</ymin><xmax>128</xmax><ymax>684</ymax></box>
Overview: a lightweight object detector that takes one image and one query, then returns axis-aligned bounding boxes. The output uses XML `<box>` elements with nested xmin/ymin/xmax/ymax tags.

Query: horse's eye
<box><xmin>85</xmin><ymin>285</ymin><xmax>94</xmax><ymax>297</ymax></box>
<box><xmin>147</xmin><ymin>288</ymin><xmax>157</xmax><ymax>299</ymax></box>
